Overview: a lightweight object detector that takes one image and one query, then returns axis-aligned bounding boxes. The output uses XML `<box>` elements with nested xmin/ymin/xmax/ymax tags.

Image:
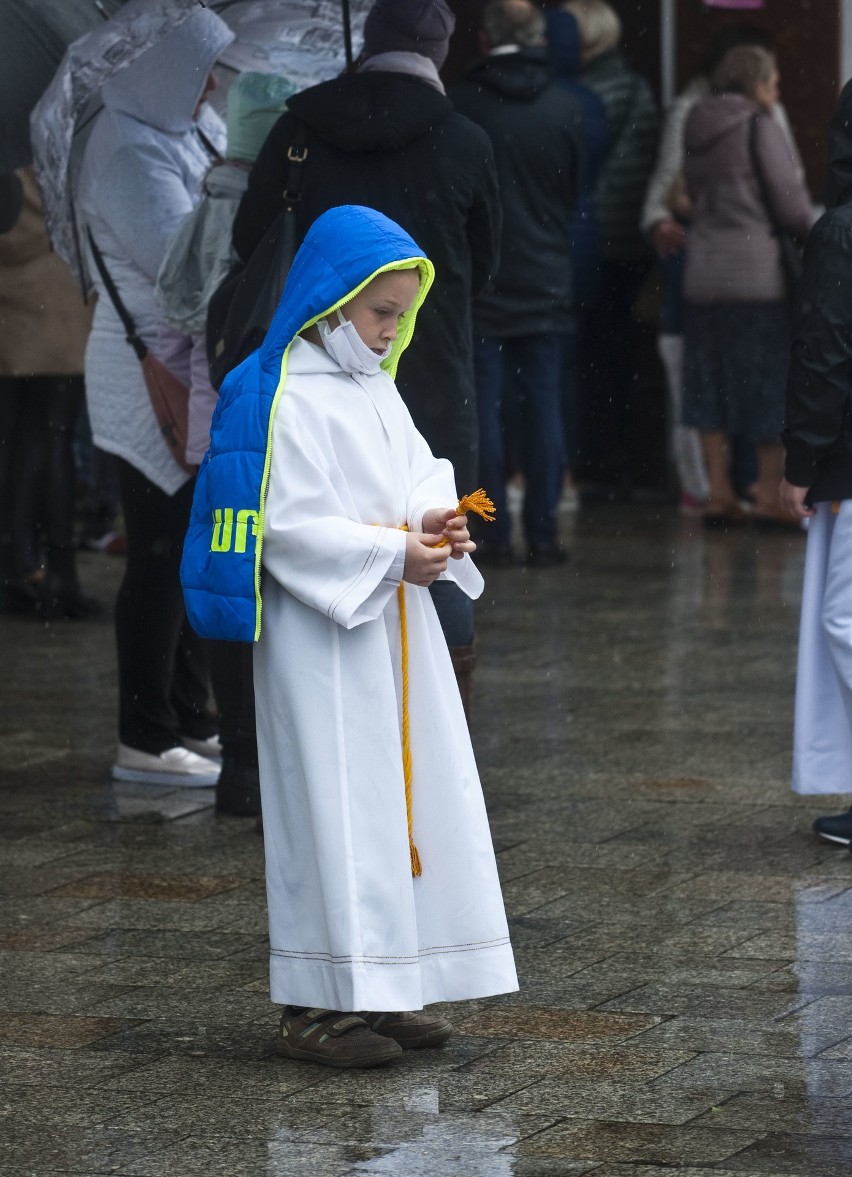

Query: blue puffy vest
<box><xmin>180</xmin><ymin>205</ymin><xmax>434</xmax><ymax>641</ymax></box>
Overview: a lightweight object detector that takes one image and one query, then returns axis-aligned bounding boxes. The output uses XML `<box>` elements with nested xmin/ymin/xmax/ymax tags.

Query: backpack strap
<box><xmin>281</xmin><ymin>119</ymin><xmax>309</xmax><ymax>219</ymax></box>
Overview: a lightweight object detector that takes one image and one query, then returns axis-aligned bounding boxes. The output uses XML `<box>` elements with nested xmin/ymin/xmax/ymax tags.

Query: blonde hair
<box><xmin>563</xmin><ymin>0</ymin><xmax>621</xmax><ymax>59</ymax></box>
<box><xmin>482</xmin><ymin>0</ymin><xmax>545</xmax><ymax>49</ymax></box>
<box><xmin>712</xmin><ymin>44</ymin><xmax>777</xmax><ymax>99</ymax></box>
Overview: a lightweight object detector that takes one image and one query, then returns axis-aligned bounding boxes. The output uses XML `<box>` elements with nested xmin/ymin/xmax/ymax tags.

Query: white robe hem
<box><xmin>269</xmin><ymin>941</ymin><xmax>518</xmax><ymax>1011</ymax></box>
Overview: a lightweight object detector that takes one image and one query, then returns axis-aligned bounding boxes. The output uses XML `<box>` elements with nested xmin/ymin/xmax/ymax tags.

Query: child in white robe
<box><xmin>247</xmin><ymin>206</ymin><xmax>518</xmax><ymax>1068</ymax></box>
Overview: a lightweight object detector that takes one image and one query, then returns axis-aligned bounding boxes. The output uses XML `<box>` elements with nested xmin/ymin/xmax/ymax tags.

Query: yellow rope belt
<box><xmin>394</xmin><ymin>490</ymin><xmax>495</xmax><ymax>878</ymax></box>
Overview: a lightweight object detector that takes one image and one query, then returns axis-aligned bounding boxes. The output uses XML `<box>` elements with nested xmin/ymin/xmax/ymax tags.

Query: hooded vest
<box><xmin>180</xmin><ymin>204</ymin><xmax>434</xmax><ymax>642</ymax></box>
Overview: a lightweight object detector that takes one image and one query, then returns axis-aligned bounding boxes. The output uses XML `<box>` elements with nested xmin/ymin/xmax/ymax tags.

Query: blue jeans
<box><xmin>473</xmin><ymin>334</ymin><xmax>565</xmax><ymax>550</ymax></box>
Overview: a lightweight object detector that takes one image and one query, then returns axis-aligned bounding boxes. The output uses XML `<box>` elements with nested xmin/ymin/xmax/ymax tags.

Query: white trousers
<box><xmin>793</xmin><ymin>501</ymin><xmax>852</xmax><ymax>795</ymax></box>
<box><xmin>658</xmin><ymin>334</ymin><xmax>710</xmax><ymax>503</ymax></box>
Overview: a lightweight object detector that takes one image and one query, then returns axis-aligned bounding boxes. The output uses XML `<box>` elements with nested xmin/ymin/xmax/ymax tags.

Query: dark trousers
<box><xmin>578</xmin><ymin>259</ymin><xmax>649</xmax><ymax>490</ymax></box>
<box><xmin>0</xmin><ymin>376</ymin><xmax>84</xmax><ymax>584</ymax></box>
<box><xmin>115</xmin><ymin>459</ymin><xmax>213</xmax><ymax>753</ymax></box>
<box><xmin>474</xmin><ymin>334</ymin><xmax>565</xmax><ymax>550</ymax></box>
<box><xmin>208</xmin><ymin>640</ymin><xmax>257</xmax><ymax>765</ymax></box>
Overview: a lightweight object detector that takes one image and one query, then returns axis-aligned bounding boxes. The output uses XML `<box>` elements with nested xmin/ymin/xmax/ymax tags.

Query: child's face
<box><xmin>342</xmin><ymin>270</ymin><xmax>421</xmax><ymax>356</ymax></box>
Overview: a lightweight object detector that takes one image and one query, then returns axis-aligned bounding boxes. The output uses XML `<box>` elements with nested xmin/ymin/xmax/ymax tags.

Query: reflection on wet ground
<box><xmin>2</xmin><ymin>504</ymin><xmax>852</xmax><ymax>1176</ymax></box>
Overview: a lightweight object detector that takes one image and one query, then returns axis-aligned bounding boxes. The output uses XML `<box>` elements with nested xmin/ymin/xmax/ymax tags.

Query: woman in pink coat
<box><xmin>682</xmin><ymin>44</ymin><xmax>814</xmax><ymax>528</ymax></box>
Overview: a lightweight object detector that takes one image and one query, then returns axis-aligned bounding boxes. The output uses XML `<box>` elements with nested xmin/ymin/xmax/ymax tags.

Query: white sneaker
<box><xmin>111</xmin><ymin>744</ymin><xmax>221</xmax><ymax>787</ymax></box>
<box><xmin>179</xmin><ymin>733</ymin><xmax>222</xmax><ymax>762</ymax></box>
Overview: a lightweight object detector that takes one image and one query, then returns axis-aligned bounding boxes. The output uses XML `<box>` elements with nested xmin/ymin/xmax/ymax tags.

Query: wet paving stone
<box><xmin>47</xmin><ymin>870</ymin><xmax>248</xmax><ymax>902</ymax></box>
<box><xmin>3</xmin><ymin>511</ymin><xmax>852</xmax><ymax>1174</ymax></box>
<box><xmin>0</xmin><ymin>1010</ymin><xmax>136</xmax><ymax>1047</ymax></box>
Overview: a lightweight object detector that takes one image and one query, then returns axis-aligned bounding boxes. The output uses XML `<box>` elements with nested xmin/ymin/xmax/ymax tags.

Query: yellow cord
<box><xmin>396</xmin><ymin>574</ymin><xmax>421</xmax><ymax>877</ymax></box>
<box><xmin>395</xmin><ymin>489</ymin><xmax>496</xmax><ymax>878</ymax></box>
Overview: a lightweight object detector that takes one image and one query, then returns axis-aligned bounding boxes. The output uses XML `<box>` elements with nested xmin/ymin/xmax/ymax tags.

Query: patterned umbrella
<box><xmin>30</xmin><ymin>0</ymin><xmax>209</xmax><ymax>287</ymax></box>
<box><xmin>0</xmin><ymin>0</ymin><xmax>126</xmax><ymax>173</ymax></box>
<box><xmin>30</xmin><ymin>0</ymin><xmax>371</xmax><ymax>287</ymax></box>
<box><xmin>211</xmin><ymin>0</ymin><xmax>370</xmax><ymax>93</ymax></box>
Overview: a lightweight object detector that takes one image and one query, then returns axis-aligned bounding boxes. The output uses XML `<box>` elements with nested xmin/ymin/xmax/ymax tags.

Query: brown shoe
<box><xmin>358</xmin><ymin>1010</ymin><xmax>454</xmax><ymax>1049</ymax></box>
<box><xmin>274</xmin><ymin>1007</ymin><xmax>402</xmax><ymax>1068</ymax></box>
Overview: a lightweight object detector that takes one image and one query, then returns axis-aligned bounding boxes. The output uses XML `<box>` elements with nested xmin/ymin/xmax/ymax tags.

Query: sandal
<box><xmin>274</xmin><ymin>1006</ymin><xmax>402</xmax><ymax>1068</ymax></box>
<box><xmin>358</xmin><ymin>1010</ymin><xmax>454</xmax><ymax>1049</ymax></box>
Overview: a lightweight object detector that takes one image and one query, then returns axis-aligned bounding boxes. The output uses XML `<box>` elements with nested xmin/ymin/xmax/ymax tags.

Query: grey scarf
<box><xmin>358</xmin><ymin>51</ymin><xmax>445</xmax><ymax>94</ymax></box>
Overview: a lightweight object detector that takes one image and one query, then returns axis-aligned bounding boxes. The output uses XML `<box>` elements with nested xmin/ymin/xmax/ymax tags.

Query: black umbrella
<box><xmin>0</xmin><ymin>0</ymin><xmax>126</xmax><ymax>173</ymax></box>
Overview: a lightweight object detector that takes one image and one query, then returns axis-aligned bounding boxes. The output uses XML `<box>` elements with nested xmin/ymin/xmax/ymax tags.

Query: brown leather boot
<box><xmin>450</xmin><ymin>643</ymin><xmax>476</xmax><ymax>725</ymax></box>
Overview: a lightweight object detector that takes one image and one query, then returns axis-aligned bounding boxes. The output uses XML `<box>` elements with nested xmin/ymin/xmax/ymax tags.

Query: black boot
<box><xmin>215</xmin><ymin>749</ymin><xmax>261</xmax><ymax>818</ymax></box>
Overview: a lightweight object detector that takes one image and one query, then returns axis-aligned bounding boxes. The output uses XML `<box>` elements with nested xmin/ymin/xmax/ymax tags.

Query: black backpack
<box><xmin>206</xmin><ymin>123</ymin><xmax>308</xmax><ymax>390</ymax></box>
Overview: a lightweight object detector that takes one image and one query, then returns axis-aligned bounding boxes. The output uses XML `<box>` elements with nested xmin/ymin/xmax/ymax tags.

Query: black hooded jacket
<box><xmin>784</xmin><ymin>81</ymin><xmax>852</xmax><ymax>500</ymax></box>
<box><xmin>451</xmin><ymin>47</ymin><xmax>583</xmax><ymax>335</ymax></box>
<box><xmin>231</xmin><ymin>71</ymin><xmax>500</xmax><ymax>490</ymax></box>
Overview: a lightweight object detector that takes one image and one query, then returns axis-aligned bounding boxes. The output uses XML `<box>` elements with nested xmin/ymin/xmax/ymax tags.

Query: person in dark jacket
<box><xmin>545</xmin><ymin>5</ymin><xmax>608</xmax><ymax>505</ymax></box>
<box><xmin>780</xmin><ymin>80</ymin><xmax>852</xmax><ymax>844</ymax></box>
<box><xmin>231</xmin><ymin>0</ymin><xmax>500</xmax><ymax>717</ymax></box>
<box><xmin>564</xmin><ymin>0</ymin><xmax>658</xmax><ymax>499</ymax></box>
<box><xmin>452</xmin><ymin>0</ymin><xmax>583</xmax><ymax>565</ymax></box>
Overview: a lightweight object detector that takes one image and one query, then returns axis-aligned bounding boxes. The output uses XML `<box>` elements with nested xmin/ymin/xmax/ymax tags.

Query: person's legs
<box><xmin>0</xmin><ymin>378</ymin><xmax>30</xmax><ymax>608</ymax></box>
<box><xmin>579</xmin><ymin>261</ymin><xmax>648</xmax><ymax>496</ymax></box>
<box><xmin>170</xmin><ymin>618</ymin><xmax>216</xmax><ymax>742</ymax></box>
<box><xmin>208</xmin><ymin>640</ymin><xmax>260</xmax><ymax>816</ymax></box>
<box><xmin>511</xmin><ymin>334</ymin><xmax>565</xmax><ymax>557</ymax></box>
<box><xmin>472</xmin><ymin>337</ymin><xmax>511</xmax><ymax>553</ymax></box>
<box><xmin>700</xmin><ymin>431</ymin><xmax>739</xmax><ymax>511</ymax></box>
<box><xmin>10</xmin><ymin>377</ymin><xmax>47</xmax><ymax>581</ymax></box>
<box><xmin>429</xmin><ymin>581</ymin><xmax>476</xmax><ymax>723</ymax></box>
<box><xmin>114</xmin><ymin>460</ymin><xmax>211</xmax><ymax>755</ymax></box>
<box><xmin>753</xmin><ymin>441</ymin><xmax>789</xmax><ymax>519</ymax></box>
<box><xmin>561</xmin><ymin>313</ymin><xmax>582</xmax><ymax>492</ymax></box>
<box><xmin>657</xmin><ymin>333</ymin><xmax>709</xmax><ymax>505</ymax></box>
<box><xmin>38</xmin><ymin>377</ymin><xmax>98</xmax><ymax>618</ymax></box>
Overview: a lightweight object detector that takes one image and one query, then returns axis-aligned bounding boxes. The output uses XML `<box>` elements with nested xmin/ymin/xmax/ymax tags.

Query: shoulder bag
<box><xmin>86</xmin><ymin>228</ymin><xmax>195</xmax><ymax>475</ymax></box>
<box><xmin>748</xmin><ymin>114</ymin><xmax>804</xmax><ymax>300</ymax></box>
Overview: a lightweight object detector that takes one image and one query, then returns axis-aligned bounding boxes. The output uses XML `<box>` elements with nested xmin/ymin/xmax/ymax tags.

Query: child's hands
<box><xmin>421</xmin><ymin>507</ymin><xmax>476</xmax><ymax>560</ymax></box>
<box><xmin>403</xmin><ymin>532</ymin><xmax>450</xmax><ymax>586</ymax></box>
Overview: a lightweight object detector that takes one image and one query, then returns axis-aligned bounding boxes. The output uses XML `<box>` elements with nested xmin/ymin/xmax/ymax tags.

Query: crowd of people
<box><xmin>0</xmin><ymin>0</ymin><xmax>822</xmax><ymax>807</ymax></box>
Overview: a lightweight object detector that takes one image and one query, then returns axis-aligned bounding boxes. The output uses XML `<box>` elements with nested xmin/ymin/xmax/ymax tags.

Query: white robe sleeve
<box><xmin>402</xmin><ymin>402</ymin><xmax>485</xmax><ymax>602</ymax></box>
<box><xmin>262</xmin><ymin>396</ymin><xmax>408</xmax><ymax>629</ymax></box>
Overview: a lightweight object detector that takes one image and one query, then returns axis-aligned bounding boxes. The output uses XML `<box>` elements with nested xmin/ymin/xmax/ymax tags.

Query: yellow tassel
<box><xmin>832</xmin><ymin>500</ymin><xmax>841</xmax><ymax>515</ymax></box>
<box><xmin>436</xmin><ymin>487</ymin><xmax>497</xmax><ymax>547</ymax></box>
<box><xmin>409</xmin><ymin>839</ymin><xmax>422</xmax><ymax>877</ymax></box>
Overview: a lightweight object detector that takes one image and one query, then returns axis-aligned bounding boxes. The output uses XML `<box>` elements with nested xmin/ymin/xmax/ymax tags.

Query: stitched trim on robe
<box><xmin>270</xmin><ymin>935</ymin><xmax>512</xmax><ymax>965</ymax></box>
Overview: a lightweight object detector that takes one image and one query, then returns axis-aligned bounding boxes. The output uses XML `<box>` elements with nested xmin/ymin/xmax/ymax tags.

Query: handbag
<box><xmin>748</xmin><ymin>114</ymin><xmax>804</xmax><ymax>298</ymax></box>
<box><xmin>86</xmin><ymin>229</ymin><xmax>195</xmax><ymax>474</ymax></box>
<box><xmin>206</xmin><ymin>121</ymin><xmax>308</xmax><ymax>390</ymax></box>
